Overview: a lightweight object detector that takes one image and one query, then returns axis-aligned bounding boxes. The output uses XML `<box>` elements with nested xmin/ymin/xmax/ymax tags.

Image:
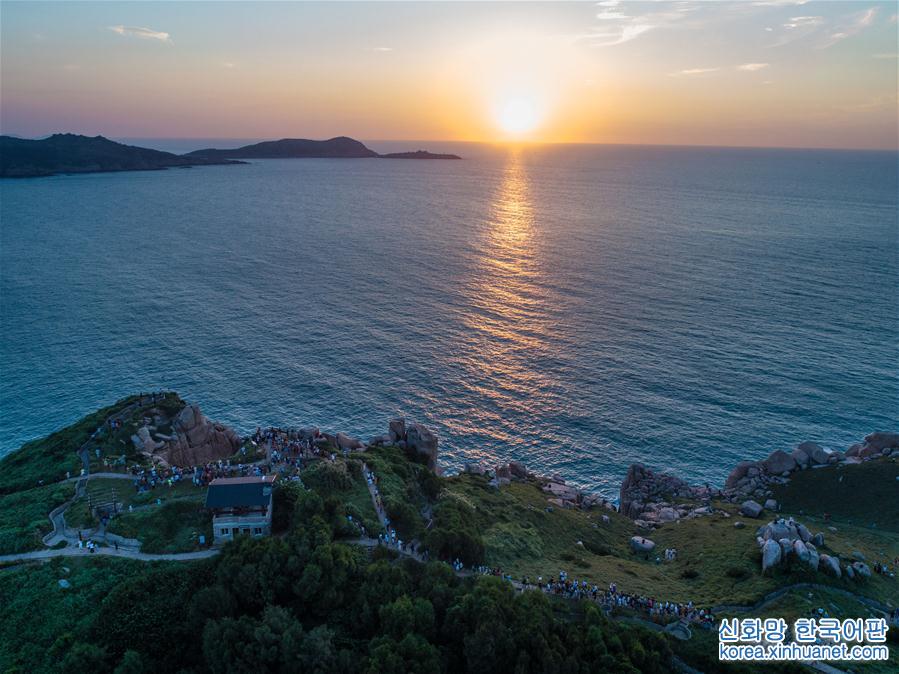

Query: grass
<box><xmin>107</xmin><ymin>500</ymin><xmax>212</xmax><ymax>553</ymax></box>
<box><xmin>0</xmin><ymin>395</ymin><xmax>143</xmax><ymax>495</ymax></box>
<box><xmin>67</xmin><ymin>478</ymin><xmax>207</xmax><ymax>530</ymax></box>
<box><xmin>770</xmin><ymin>456</ymin><xmax>899</xmax><ymax>532</ymax></box>
<box><xmin>442</xmin><ymin>469</ymin><xmax>899</xmax><ymax>609</ymax></box>
<box><xmin>0</xmin><ymin>482</ymin><xmax>75</xmax><ymax>555</ymax></box>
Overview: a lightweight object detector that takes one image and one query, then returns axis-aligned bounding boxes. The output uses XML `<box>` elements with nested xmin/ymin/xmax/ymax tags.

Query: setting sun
<box><xmin>497</xmin><ymin>97</ymin><xmax>540</xmax><ymax>135</ymax></box>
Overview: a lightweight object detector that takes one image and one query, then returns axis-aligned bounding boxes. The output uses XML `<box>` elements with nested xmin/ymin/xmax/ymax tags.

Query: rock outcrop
<box><xmin>630</xmin><ymin>536</ymin><xmax>656</xmax><ymax>555</ymax></box>
<box><xmin>406</xmin><ymin>423</ymin><xmax>439</xmax><ymax>471</ymax></box>
<box><xmin>152</xmin><ymin>404</ymin><xmax>242</xmax><ymax>466</ymax></box>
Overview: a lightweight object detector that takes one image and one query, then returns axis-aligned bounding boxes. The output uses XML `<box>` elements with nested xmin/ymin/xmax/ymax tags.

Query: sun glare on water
<box><xmin>497</xmin><ymin>97</ymin><xmax>539</xmax><ymax>135</ymax></box>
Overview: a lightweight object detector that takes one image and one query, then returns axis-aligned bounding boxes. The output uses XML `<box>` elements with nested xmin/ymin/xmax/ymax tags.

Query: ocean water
<box><xmin>1</xmin><ymin>143</ymin><xmax>897</xmax><ymax>495</ymax></box>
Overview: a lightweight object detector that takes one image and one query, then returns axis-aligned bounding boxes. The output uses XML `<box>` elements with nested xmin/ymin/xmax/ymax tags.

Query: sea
<box><xmin>1</xmin><ymin>140</ymin><xmax>897</xmax><ymax>495</ymax></box>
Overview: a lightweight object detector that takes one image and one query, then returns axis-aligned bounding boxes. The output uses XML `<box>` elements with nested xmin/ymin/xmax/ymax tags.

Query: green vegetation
<box><xmin>1</xmin><ymin>399</ymin><xmax>897</xmax><ymax>673</ymax></box>
<box><xmin>0</xmin><ymin>492</ymin><xmax>673</xmax><ymax>674</ymax></box>
<box><xmin>771</xmin><ymin>457</ymin><xmax>899</xmax><ymax>532</ymax></box>
<box><xmin>0</xmin><ymin>482</ymin><xmax>74</xmax><ymax>554</ymax></box>
<box><xmin>362</xmin><ymin>445</ymin><xmax>440</xmax><ymax>539</ymax></box>
<box><xmin>0</xmin><ymin>395</ymin><xmax>142</xmax><ymax>495</ymax></box>
<box><xmin>107</xmin><ymin>500</ymin><xmax>212</xmax><ymax>553</ymax></box>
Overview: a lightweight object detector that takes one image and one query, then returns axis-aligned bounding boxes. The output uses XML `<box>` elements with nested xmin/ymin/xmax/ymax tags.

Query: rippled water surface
<box><xmin>1</xmin><ymin>143</ymin><xmax>897</xmax><ymax>494</ymax></box>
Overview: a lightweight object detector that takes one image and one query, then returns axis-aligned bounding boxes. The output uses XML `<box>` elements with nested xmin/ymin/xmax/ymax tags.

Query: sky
<box><xmin>1</xmin><ymin>1</ymin><xmax>897</xmax><ymax>149</ymax></box>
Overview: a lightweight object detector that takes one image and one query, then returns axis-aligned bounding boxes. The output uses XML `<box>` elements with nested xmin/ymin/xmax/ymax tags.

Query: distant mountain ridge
<box><xmin>0</xmin><ymin>134</ymin><xmax>244</xmax><ymax>178</ymax></box>
<box><xmin>186</xmin><ymin>136</ymin><xmax>461</xmax><ymax>160</ymax></box>
<box><xmin>0</xmin><ymin>133</ymin><xmax>461</xmax><ymax>178</ymax></box>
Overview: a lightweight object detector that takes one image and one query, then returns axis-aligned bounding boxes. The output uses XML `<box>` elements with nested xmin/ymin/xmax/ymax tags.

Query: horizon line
<box><xmin>4</xmin><ymin>132</ymin><xmax>897</xmax><ymax>153</ymax></box>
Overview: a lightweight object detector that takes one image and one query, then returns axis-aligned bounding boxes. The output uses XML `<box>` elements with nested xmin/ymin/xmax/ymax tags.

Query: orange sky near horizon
<box><xmin>1</xmin><ymin>2</ymin><xmax>897</xmax><ymax>150</ymax></box>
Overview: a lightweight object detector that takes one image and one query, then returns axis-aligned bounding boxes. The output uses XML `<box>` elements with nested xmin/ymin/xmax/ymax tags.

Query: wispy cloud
<box><xmin>737</xmin><ymin>63</ymin><xmax>770</xmax><ymax>71</ymax></box>
<box><xmin>820</xmin><ymin>7</ymin><xmax>877</xmax><ymax>48</ymax></box>
<box><xmin>872</xmin><ymin>52</ymin><xmax>899</xmax><ymax>59</ymax></box>
<box><xmin>752</xmin><ymin>0</ymin><xmax>810</xmax><ymax>6</ymax></box>
<box><xmin>577</xmin><ymin>0</ymin><xmax>704</xmax><ymax>47</ymax></box>
<box><xmin>369</xmin><ymin>47</ymin><xmax>394</xmax><ymax>52</ymax></box>
<box><xmin>783</xmin><ymin>16</ymin><xmax>823</xmax><ymax>30</ymax></box>
<box><xmin>108</xmin><ymin>25</ymin><xmax>170</xmax><ymax>42</ymax></box>
<box><xmin>669</xmin><ymin>67</ymin><xmax>720</xmax><ymax>77</ymax></box>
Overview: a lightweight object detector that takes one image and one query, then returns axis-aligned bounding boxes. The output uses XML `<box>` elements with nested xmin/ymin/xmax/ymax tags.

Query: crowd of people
<box><xmin>126</xmin><ymin>460</ymin><xmax>271</xmax><ymax>491</ymax></box>
<box><xmin>468</xmin><ymin>567</ymin><xmax>716</xmax><ymax>628</ymax></box>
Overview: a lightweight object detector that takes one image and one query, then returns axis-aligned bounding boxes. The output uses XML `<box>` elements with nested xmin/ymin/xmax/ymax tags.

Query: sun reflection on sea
<box><xmin>447</xmin><ymin>149</ymin><xmax>565</xmax><ymax>461</ymax></box>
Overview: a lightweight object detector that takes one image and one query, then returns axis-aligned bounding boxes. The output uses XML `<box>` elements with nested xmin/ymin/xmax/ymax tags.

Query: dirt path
<box><xmin>0</xmin><ymin>546</ymin><xmax>219</xmax><ymax>564</ymax></box>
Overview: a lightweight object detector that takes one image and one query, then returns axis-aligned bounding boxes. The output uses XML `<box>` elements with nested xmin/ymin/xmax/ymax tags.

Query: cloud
<box><xmin>872</xmin><ymin>52</ymin><xmax>899</xmax><ymax>59</ymax></box>
<box><xmin>819</xmin><ymin>7</ymin><xmax>878</xmax><ymax>47</ymax></box>
<box><xmin>108</xmin><ymin>25</ymin><xmax>170</xmax><ymax>42</ymax></box>
<box><xmin>669</xmin><ymin>67</ymin><xmax>720</xmax><ymax>77</ymax></box>
<box><xmin>752</xmin><ymin>0</ymin><xmax>810</xmax><ymax>5</ymax></box>
<box><xmin>783</xmin><ymin>16</ymin><xmax>823</xmax><ymax>29</ymax></box>
<box><xmin>370</xmin><ymin>47</ymin><xmax>394</xmax><ymax>52</ymax></box>
<box><xmin>577</xmin><ymin>0</ymin><xmax>704</xmax><ymax>47</ymax></box>
<box><xmin>737</xmin><ymin>63</ymin><xmax>770</xmax><ymax>71</ymax></box>
<box><xmin>223</xmin><ymin>62</ymin><xmax>236</xmax><ymax>69</ymax></box>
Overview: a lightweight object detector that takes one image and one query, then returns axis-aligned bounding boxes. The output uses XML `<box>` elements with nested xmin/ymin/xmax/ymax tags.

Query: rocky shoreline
<box><xmin>131</xmin><ymin>398</ymin><xmax>897</xmax><ymax>535</ymax></box>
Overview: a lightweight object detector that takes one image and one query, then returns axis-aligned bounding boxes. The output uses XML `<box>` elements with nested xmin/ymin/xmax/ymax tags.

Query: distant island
<box><xmin>185</xmin><ymin>136</ymin><xmax>461</xmax><ymax>161</ymax></box>
<box><xmin>0</xmin><ymin>134</ymin><xmax>461</xmax><ymax>178</ymax></box>
<box><xmin>0</xmin><ymin>134</ymin><xmax>245</xmax><ymax>178</ymax></box>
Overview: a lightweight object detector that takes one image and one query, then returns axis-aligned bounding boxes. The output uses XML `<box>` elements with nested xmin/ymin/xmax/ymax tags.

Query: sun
<box><xmin>497</xmin><ymin>97</ymin><xmax>539</xmax><ymax>135</ymax></box>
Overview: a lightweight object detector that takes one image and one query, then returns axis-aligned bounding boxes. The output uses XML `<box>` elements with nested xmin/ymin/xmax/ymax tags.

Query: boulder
<box><xmin>863</xmin><ymin>432</ymin><xmax>899</xmax><ymax>452</ymax></box>
<box><xmin>509</xmin><ymin>461</ymin><xmax>528</xmax><ymax>479</ymax></box>
<box><xmin>798</xmin><ymin>441</ymin><xmax>829</xmax><ymax>465</ymax></box>
<box><xmin>819</xmin><ymin>554</ymin><xmax>841</xmax><ymax>578</ymax></box>
<box><xmin>497</xmin><ymin>477</ymin><xmax>511</xmax><ymax>487</ymax></box>
<box><xmin>464</xmin><ymin>462</ymin><xmax>486</xmax><ymax>475</ymax></box>
<box><xmin>658</xmin><ymin>507</ymin><xmax>679</xmax><ymax>522</ymax></box>
<box><xmin>336</xmin><ymin>432</ymin><xmax>363</xmax><ymax>451</ymax></box>
<box><xmin>807</xmin><ymin>549</ymin><xmax>820</xmax><ymax>571</ymax></box>
<box><xmin>630</xmin><ymin>536</ymin><xmax>656</xmax><ymax>555</ymax></box>
<box><xmin>601</xmin><ymin>515</ymin><xmax>610</xmax><ymax>524</ymax></box>
<box><xmin>388</xmin><ymin>418</ymin><xmax>406</xmax><ymax>443</ymax></box>
<box><xmin>791</xmin><ymin>447</ymin><xmax>810</xmax><ymax>468</ymax></box>
<box><xmin>734</xmin><ymin>521</ymin><xmax>746</xmax><ymax>529</ymax></box>
<box><xmin>851</xmin><ymin>561</ymin><xmax>872</xmax><ymax>578</ymax></box>
<box><xmin>544</xmin><ymin>482</ymin><xmax>578</xmax><ymax>501</ymax></box>
<box><xmin>137</xmin><ymin>426</ymin><xmax>158</xmax><ymax>453</ymax></box>
<box><xmin>762</xmin><ymin>450</ymin><xmax>796</xmax><ymax>475</ymax></box>
<box><xmin>741</xmin><ymin>500</ymin><xmax>764</xmax><ymax>518</ymax></box>
<box><xmin>793</xmin><ymin>539</ymin><xmax>810</xmax><ymax>562</ymax></box>
<box><xmin>797</xmin><ymin>524</ymin><xmax>811</xmax><ymax>543</ymax></box>
<box><xmin>811</xmin><ymin>532</ymin><xmax>824</xmax><ymax>547</ymax></box>
<box><xmin>495</xmin><ymin>463</ymin><xmax>512</xmax><ymax>480</ymax></box>
<box><xmin>845</xmin><ymin>443</ymin><xmax>863</xmax><ymax>458</ymax></box>
<box><xmin>764</xmin><ymin>499</ymin><xmax>778</xmax><ymax>511</ymax></box>
<box><xmin>726</xmin><ymin>461</ymin><xmax>758</xmax><ymax>490</ymax></box>
<box><xmin>846</xmin><ymin>564</ymin><xmax>855</xmax><ymax>579</ymax></box>
<box><xmin>778</xmin><ymin>538</ymin><xmax>793</xmax><ymax>558</ymax></box>
<box><xmin>406</xmin><ymin>423</ymin><xmax>438</xmax><ymax>471</ymax></box>
<box><xmin>761</xmin><ymin>539</ymin><xmax>782</xmax><ymax>572</ymax></box>
<box><xmin>851</xmin><ymin>551</ymin><xmax>866</xmax><ymax>562</ymax></box>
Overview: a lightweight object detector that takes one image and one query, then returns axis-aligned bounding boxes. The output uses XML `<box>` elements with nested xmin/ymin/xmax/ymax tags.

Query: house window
<box><xmin>242</xmin><ymin>528</ymin><xmax>251</xmax><ymax>535</ymax></box>
<box><xmin>220</xmin><ymin>528</ymin><xmax>229</xmax><ymax>535</ymax></box>
<box><xmin>253</xmin><ymin>527</ymin><xmax>263</xmax><ymax>535</ymax></box>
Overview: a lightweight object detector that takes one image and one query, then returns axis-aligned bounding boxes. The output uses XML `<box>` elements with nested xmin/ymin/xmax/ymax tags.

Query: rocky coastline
<box><xmin>132</xmin><ymin>399</ymin><xmax>897</xmax><ymax>537</ymax></box>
